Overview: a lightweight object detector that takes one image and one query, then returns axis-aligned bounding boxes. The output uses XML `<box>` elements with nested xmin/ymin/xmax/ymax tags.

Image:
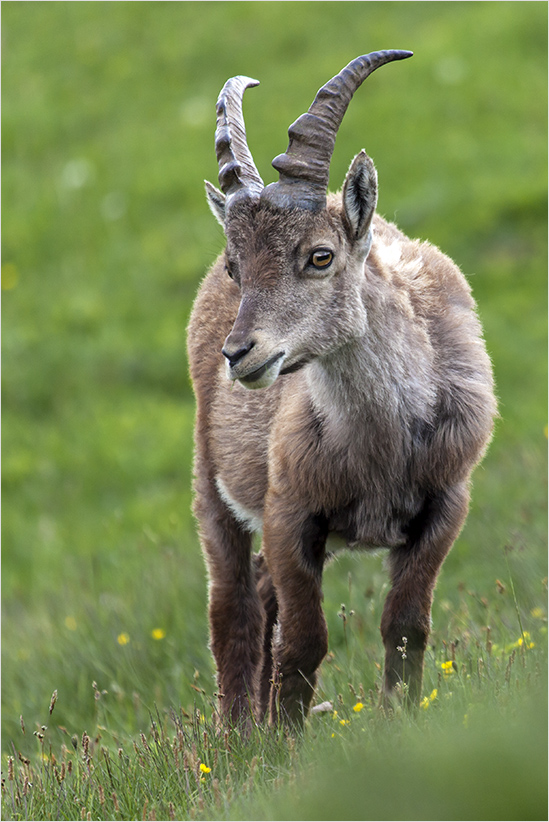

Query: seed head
<box><xmin>49</xmin><ymin>690</ymin><xmax>58</xmax><ymax>715</ymax></box>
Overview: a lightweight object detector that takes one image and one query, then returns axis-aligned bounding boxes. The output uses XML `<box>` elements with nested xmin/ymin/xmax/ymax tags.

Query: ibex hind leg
<box><xmin>380</xmin><ymin>483</ymin><xmax>469</xmax><ymax>707</ymax></box>
<box><xmin>194</xmin><ymin>478</ymin><xmax>265</xmax><ymax>728</ymax></box>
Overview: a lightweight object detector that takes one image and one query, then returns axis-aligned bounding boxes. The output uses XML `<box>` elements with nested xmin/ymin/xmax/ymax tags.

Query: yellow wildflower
<box><xmin>517</xmin><ymin>635</ymin><xmax>535</xmax><ymax>649</ymax></box>
<box><xmin>440</xmin><ymin>660</ymin><xmax>454</xmax><ymax>676</ymax></box>
<box><xmin>420</xmin><ymin>688</ymin><xmax>438</xmax><ymax>709</ymax></box>
<box><xmin>151</xmin><ymin>628</ymin><xmax>166</xmax><ymax>640</ymax></box>
<box><xmin>506</xmin><ymin>631</ymin><xmax>535</xmax><ymax>651</ymax></box>
<box><xmin>339</xmin><ymin>719</ymin><xmax>350</xmax><ymax>726</ymax></box>
<box><xmin>352</xmin><ymin>702</ymin><xmax>364</xmax><ymax>713</ymax></box>
<box><xmin>199</xmin><ymin>763</ymin><xmax>211</xmax><ymax>774</ymax></box>
<box><xmin>117</xmin><ymin>633</ymin><xmax>130</xmax><ymax>646</ymax></box>
<box><xmin>531</xmin><ymin>607</ymin><xmax>545</xmax><ymax>619</ymax></box>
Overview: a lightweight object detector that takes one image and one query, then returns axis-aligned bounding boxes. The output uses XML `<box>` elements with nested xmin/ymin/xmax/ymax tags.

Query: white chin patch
<box><xmin>232</xmin><ymin>353</ymin><xmax>286</xmax><ymax>390</ymax></box>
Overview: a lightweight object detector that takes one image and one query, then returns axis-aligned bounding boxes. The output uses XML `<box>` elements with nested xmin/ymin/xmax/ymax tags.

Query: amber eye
<box><xmin>226</xmin><ymin>262</ymin><xmax>234</xmax><ymax>280</ymax></box>
<box><xmin>310</xmin><ymin>248</ymin><xmax>333</xmax><ymax>269</ymax></box>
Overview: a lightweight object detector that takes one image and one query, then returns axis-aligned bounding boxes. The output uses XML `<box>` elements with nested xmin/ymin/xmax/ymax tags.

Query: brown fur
<box><xmin>188</xmin><ymin>178</ymin><xmax>496</xmax><ymax>728</ymax></box>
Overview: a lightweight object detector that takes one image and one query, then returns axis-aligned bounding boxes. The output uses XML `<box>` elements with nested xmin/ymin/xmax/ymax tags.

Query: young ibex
<box><xmin>188</xmin><ymin>50</ymin><xmax>496</xmax><ymax>728</ymax></box>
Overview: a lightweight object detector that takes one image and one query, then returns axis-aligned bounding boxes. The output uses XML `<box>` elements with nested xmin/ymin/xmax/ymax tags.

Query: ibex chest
<box><xmin>212</xmin><ymin>358</ymin><xmax>428</xmax><ymax>548</ymax></box>
<box><xmin>269</xmin><ymin>386</ymin><xmax>425</xmax><ymax>549</ymax></box>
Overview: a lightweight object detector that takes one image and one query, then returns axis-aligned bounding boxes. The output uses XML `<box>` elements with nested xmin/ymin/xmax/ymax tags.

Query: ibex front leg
<box><xmin>194</xmin><ymin>477</ymin><xmax>264</xmax><ymax>727</ymax></box>
<box><xmin>253</xmin><ymin>552</ymin><xmax>279</xmax><ymax>722</ymax></box>
<box><xmin>262</xmin><ymin>501</ymin><xmax>329</xmax><ymax>728</ymax></box>
<box><xmin>381</xmin><ymin>483</ymin><xmax>469</xmax><ymax>706</ymax></box>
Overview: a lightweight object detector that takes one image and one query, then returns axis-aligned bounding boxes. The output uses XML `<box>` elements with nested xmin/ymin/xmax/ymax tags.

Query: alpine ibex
<box><xmin>188</xmin><ymin>50</ymin><xmax>496</xmax><ymax>728</ymax></box>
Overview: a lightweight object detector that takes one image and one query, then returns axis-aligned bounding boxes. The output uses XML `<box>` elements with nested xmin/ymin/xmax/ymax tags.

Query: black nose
<box><xmin>221</xmin><ymin>340</ymin><xmax>254</xmax><ymax>368</ymax></box>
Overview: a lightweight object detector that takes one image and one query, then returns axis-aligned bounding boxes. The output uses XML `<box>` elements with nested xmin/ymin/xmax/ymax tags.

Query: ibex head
<box><xmin>205</xmin><ymin>50</ymin><xmax>413</xmax><ymax>389</ymax></box>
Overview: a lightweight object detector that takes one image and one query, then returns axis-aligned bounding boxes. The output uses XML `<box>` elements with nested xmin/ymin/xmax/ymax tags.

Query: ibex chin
<box><xmin>188</xmin><ymin>50</ymin><xmax>496</xmax><ymax>728</ymax></box>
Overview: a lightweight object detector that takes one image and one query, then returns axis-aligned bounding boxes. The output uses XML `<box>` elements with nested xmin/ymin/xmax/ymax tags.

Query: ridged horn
<box><xmin>215</xmin><ymin>76</ymin><xmax>264</xmax><ymax>200</ymax></box>
<box><xmin>261</xmin><ymin>50</ymin><xmax>413</xmax><ymax>211</ymax></box>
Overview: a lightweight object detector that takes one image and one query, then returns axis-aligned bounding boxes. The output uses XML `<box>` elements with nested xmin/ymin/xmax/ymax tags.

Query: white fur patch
<box><xmin>215</xmin><ymin>475</ymin><xmax>263</xmax><ymax>533</ymax></box>
<box><xmin>376</xmin><ymin>239</ymin><xmax>402</xmax><ymax>269</ymax></box>
<box><xmin>402</xmin><ymin>256</ymin><xmax>423</xmax><ymax>277</ymax></box>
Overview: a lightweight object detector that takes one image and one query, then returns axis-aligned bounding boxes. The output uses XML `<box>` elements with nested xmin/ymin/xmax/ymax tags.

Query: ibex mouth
<box><xmin>231</xmin><ymin>352</ymin><xmax>286</xmax><ymax>390</ymax></box>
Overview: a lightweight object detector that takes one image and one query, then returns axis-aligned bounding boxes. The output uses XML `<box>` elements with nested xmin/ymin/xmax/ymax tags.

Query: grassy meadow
<box><xmin>2</xmin><ymin>2</ymin><xmax>547</xmax><ymax>820</ymax></box>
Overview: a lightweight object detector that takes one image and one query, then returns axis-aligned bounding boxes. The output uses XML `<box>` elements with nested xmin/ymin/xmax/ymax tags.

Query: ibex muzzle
<box><xmin>221</xmin><ymin>296</ymin><xmax>287</xmax><ymax>388</ymax></box>
<box><xmin>188</xmin><ymin>50</ymin><xmax>496</xmax><ymax>729</ymax></box>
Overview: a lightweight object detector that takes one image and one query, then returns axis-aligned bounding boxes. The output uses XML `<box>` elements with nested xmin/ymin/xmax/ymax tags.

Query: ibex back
<box><xmin>188</xmin><ymin>51</ymin><xmax>496</xmax><ymax>728</ymax></box>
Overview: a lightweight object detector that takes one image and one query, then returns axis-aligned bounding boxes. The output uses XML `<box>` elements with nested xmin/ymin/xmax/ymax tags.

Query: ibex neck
<box><xmin>306</xmin><ymin>329</ymin><xmax>436</xmax><ymax>446</ymax></box>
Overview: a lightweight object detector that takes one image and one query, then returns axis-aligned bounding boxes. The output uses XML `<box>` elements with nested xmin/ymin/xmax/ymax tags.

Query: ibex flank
<box><xmin>187</xmin><ymin>50</ymin><xmax>496</xmax><ymax>729</ymax></box>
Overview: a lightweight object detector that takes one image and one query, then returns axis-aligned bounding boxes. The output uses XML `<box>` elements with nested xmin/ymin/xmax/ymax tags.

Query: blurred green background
<box><xmin>2</xmin><ymin>0</ymin><xmax>547</xmax><ymax>762</ymax></box>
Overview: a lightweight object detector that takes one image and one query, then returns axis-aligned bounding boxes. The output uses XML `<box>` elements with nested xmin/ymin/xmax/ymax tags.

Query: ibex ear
<box><xmin>342</xmin><ymin>151</ymin><xmax>378</xmax><ymax>247</ymax></box>
<box><xmin>205</xmin><ymin>180</ymin><xmax>226</xmax><ymax>227</ymax></box>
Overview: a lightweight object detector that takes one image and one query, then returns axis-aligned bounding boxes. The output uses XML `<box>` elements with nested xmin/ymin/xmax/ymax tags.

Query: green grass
<box><xmin>2</xmin><ymin>2</ymin><xmax>547</xmax><ymax>820</ymax></box>
<box><xmin>3</xmin><ymin>620</ymin><xmax>547</xmax><ymax>820</ymax></box>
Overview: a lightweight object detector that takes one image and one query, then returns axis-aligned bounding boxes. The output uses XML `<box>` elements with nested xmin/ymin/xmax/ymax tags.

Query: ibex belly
<box><xmin>327</xmin><ymin>497</ymin><xmax>415</xmax><ymax>551</ymax></box>
<box><xmin>215</xmin><ymin>471</ymin><xmax>416</xmax><ymax>550</ymax></box>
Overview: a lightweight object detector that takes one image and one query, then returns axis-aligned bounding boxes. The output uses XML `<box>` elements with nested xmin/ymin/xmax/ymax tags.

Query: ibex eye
<box><xmin>310</xmin><ymin>249</ymin><xmax>333</xmax><ymax>269</ymax></box>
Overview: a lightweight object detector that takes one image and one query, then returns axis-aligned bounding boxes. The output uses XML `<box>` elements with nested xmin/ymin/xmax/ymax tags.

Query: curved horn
<box><xmin>262</xmin><ymin>50</ymin><xmax>413</xmax><ymax>211</ymax></box>
<box><xmin>215</xmin><ymin>76</ymin><xmax>264</xmax><ymax>200</ymax></box>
